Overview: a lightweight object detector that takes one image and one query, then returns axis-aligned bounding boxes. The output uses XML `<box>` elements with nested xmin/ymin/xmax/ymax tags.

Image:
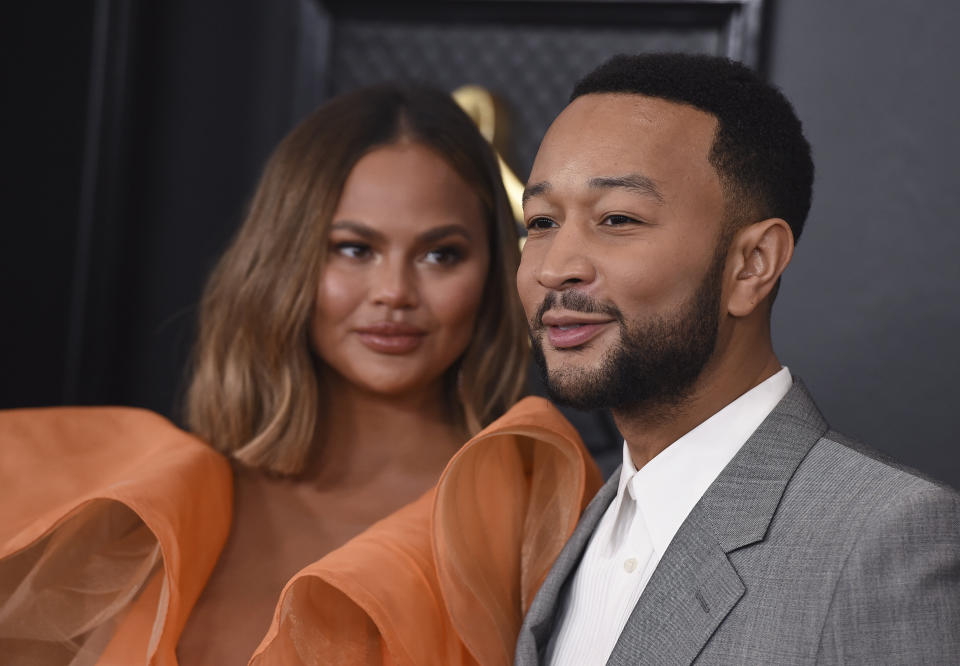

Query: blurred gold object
<box><xmin>452</xmin><ymin>85</ymin><xmax>525</xmax><ymax>225</ymax></box>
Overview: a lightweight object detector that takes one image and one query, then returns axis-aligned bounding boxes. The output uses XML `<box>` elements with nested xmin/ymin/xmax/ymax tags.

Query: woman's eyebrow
<box><xmin>330</xmin><ymin>221</ymin><xmax>385</xmax><ymax>241</ymax></box>
<box><xmin>417</xmin><ymin>224</ymin><xmax>473</xmax><ymax>244</ymax></box>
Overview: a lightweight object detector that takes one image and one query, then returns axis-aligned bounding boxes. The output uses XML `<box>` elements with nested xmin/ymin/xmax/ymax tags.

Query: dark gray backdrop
<box><xmin>768</xmin><ymin>0</ymin><xmax>960</xmax><ymax>488</ymax></box>
<box><xmin>4</xmin><ymin>0</ymin><xmax>958</xmax><ymax>488</ymax></box>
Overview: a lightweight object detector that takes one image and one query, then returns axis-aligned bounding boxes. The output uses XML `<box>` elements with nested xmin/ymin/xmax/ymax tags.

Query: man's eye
<box><xmin>334</xmin><ymin>242</ymin><xmax>371</xmax><ymax>259</ymax></box>
<box><xmin>526</xmin><ymin>217</ymin><xmax>557</xmax><ymax>231</ymax></box>
<box><xmin>424</xmin><ymin>246</ymin><xmax>463</xmax><ymax>265</ymax></box>
<box><xmin>602</xmin><ymin>214</ymin><xmax>641</xmax><ymax>226</ymax></box>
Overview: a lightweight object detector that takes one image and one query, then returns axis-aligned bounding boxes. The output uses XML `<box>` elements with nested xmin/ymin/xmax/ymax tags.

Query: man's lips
<box><xmin>540</xmin><ymin>312</ymin><xmax>615</xmax><ymax>349</ymax></box>
<box><xmin>354</xmin><ymin>322</ymin><xmax>427</xmax><ymax>354</ymax></box>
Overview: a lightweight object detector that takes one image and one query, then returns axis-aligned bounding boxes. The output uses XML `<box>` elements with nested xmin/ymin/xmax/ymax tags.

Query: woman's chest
<box><xmin>175</xmin><ymin>482</ymin><xmax>409</xmax><ymax>664</ymax></box>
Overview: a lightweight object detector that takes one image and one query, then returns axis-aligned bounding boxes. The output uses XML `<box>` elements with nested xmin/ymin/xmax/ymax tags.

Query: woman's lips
<box><xmin>354</xmin><ymin>323</ymin><xmax>427</xmax><ymax>354</ymax></box>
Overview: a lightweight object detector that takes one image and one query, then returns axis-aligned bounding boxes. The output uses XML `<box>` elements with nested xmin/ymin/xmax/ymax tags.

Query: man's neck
<box><xmin>613</xmin><ymin>346</ymin><xmax>782</xmax><ymax>470</ymax></box>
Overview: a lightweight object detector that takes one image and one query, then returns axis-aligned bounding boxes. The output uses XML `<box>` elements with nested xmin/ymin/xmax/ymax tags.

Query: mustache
<box><xmin>532</xmin><ymin>291</ymin><xmax>625</xmax><ymax>329</ymax></box>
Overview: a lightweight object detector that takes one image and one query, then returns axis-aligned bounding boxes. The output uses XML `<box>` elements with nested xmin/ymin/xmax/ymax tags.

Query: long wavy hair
<box><xmin>185</xmin><ymin>85</ymin><xmax>528</xmax><ymax>476</ymax></box>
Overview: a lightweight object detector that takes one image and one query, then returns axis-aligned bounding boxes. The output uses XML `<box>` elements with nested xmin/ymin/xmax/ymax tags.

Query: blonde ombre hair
<box><xmin>185</xmin><ymin>85</ymin><xmax>528</xmax><ymax>475</ymax></box>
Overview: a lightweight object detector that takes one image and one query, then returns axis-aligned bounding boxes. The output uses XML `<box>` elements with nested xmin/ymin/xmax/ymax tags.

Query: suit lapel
<box><xmin>607</xmin><ymin>379</ymin><xmax>829</xmax><ymax>665</ymax></box>
<box><xmin>606</xmin><ymin>519</ymin><xmax>744</xmax><ymax>666</ymax></box>
<box><xmin>516</xmin><ymin>470</ymin><xmax>620</xmax><ymax>663</ymax></box>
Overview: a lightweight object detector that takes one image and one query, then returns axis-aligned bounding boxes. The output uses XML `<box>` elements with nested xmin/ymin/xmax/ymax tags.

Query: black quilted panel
<box><xmin>328</xmin><ymin>17</ymin><xmax>723</xmax><ymax>176</ymax></box>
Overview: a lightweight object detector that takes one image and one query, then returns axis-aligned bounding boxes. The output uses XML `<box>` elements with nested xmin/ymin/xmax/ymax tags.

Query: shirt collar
<box><xmin>614</xmin><ymin>367</ymin><xmax>793</xmax><ymax>555</ymax></box>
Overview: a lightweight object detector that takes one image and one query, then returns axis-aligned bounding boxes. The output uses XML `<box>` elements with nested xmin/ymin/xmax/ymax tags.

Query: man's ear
<box><xmin>726</xmin><ymin>218</ymin><xmax>794</xmax><ymax>317</ymax></box>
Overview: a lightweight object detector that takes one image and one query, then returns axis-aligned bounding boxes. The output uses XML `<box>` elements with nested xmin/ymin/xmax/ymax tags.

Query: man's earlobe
<box><xmin>727</xmin><ymin>219</ymin><xmax>794</xmax><ymax>317</ymax></box>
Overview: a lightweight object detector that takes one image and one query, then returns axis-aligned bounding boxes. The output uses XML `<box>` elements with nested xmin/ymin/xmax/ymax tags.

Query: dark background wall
<box><xmin>4</xmin><ymin>4</ymin><xmax>94</xmax><ymax>410</ymax></box>
<box><xmin>767</xmin><ymin>0</ymin><xmax>960</xmax><ymax>488</ymax></box>
<box><xmin>4</xmin><ymin>0</ymin><xmax>958</xmax><ymax>489</ymax></box>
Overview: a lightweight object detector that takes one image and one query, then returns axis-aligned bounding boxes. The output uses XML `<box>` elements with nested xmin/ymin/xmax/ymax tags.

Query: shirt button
<box><xmin>624</xmin><ymin>557</ymin><xmax>638</xmax><ymax>573</ymax></box>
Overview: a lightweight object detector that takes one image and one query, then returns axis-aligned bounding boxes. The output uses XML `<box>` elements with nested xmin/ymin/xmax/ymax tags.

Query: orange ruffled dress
<box><xmin>0</xmin><ymin>407</ymin><xmax>233</xmax><ymax>665</ymax></box>
<box><xmin>1</xmin><ymin>397</ymin><xmax>602</xmax><ymax>665</ymax></box>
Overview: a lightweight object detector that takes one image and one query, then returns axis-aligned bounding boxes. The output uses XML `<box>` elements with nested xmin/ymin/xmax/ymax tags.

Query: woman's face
<box><xmin>311</xmin><ymin>141</ymin><xmax>491</xmax><ymax>398</ymax></box>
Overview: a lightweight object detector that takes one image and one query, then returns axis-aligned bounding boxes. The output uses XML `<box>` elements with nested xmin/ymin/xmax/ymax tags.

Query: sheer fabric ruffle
<box><xmin>250</xmin><ymin>396</ymin><xmax>603</xmax><ymax>666</ymax></box>
<box><xmin>0</xmin><ymin>407</ymin><xmax>232</xmax><ymax>665</ymax></box>
<box><xmin>1</xmin><ymin>398</ymin><xmax>600</xmax><ymax>665</ymax></box>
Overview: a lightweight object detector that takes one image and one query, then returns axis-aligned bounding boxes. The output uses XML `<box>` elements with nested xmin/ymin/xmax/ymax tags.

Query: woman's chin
<box><xmin>345</xmin><ymin>372</ymin><xmax>447</xmax><ymax>401</ymax></box>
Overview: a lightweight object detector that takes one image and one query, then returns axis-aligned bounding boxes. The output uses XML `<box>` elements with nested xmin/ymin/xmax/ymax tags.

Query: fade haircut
<box><xmin>572</xmin><ymin>53</ymin><xmax>814</xmax><ymax>242</ymax></box>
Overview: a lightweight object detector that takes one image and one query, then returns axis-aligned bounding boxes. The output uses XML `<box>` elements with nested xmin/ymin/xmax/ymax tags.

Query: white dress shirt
<box><xmin>545</xmin><ymin>368</ymin><xmax>793</xmax><ymax>665</ymax></box>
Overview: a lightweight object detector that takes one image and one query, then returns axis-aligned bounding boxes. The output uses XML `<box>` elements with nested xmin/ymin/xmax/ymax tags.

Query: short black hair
<box><xmin>572</xmin><ymin>53</ymin><xmax>814</xmax><ymax>242</ymax></box>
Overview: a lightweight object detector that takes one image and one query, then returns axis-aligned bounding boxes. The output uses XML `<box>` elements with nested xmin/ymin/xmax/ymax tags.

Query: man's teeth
<box><xmin>557</xmin><ymin>324</ymin><xmax>583</xmax><ymax>331</ymax></box>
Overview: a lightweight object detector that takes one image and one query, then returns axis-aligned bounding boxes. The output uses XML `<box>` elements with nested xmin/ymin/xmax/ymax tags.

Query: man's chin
<box><xmin>542</xmin><ymin>365</ymin><xmax>611</xmax><ymax>410</ymax></box>
<box><xmin>543</xmin><ymin>356</ymin><xmax>603</xmax><ymax>383</ymax></box>
<box><xmin>532</xmin><ymin>336</ymin><xmax>619</xmax><ymax>409</ymax></box>
<box><xmin>542</xmin><ymin>342</ymin><xmax>608</xmax><ymax>369</ymax></box>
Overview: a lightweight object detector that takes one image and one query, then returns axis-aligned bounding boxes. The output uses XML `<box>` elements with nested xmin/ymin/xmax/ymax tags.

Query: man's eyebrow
<box><xmin>522</xmin><ymin>181</ymin><xmax>551</xmax><ymax>206</ymax></box>
<box><xmin>588</xmin><ymin>174</ymin><xmax>664</xmax><ymax>203</ymax></box>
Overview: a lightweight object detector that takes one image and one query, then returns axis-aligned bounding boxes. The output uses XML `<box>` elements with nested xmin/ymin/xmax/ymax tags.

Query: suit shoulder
<box><xmin>792</xmin><ymin>430</ymin><xmax>960</xmax><ymax>516</ymax></box>
<box><xmin>812</xmin><ymin>435</ymin><xmax>960</xmax><ymax>664</ymax></box>
<box><xmin>822</xmin><ymin>429</ymin><xmax>957</xmax><ymax>494</ymax></box>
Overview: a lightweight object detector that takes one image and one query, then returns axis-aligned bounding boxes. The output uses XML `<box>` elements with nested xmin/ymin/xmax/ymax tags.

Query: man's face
<box><xmin>518</xmin><ymin>93</ymin><xmax>730</xmax><ymax>412</ymax></box>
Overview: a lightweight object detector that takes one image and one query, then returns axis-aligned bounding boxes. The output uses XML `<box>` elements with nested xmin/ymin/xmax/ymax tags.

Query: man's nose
<box><xmin>371</xmin><ymin>257</ymin><xmax>418</xmax><ymax>309</ymax></box>
<box><xmin>535</xmin><ymin>223</ymin><xmax>597</xmax><ymax>290</ymax></box>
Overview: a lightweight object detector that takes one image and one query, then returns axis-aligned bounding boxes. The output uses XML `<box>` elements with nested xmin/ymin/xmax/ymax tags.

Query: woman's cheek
<box><xmin>311</xmin><ymin>265</ymin><xmax>368</xmax><ymax>362</ymax></box>
<box><xmin>432</xmin><ymin>267</ymin><xmax>488</xmax><ymax>342</ymax></box>
<box><xmin>315</xmin><ymin>264</ymin><xmax>365</xmax><ymax>323</ymax></box>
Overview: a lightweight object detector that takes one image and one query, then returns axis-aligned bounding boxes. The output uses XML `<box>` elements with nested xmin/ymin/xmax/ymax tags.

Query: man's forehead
<box><xmin>529</xmin><ymin>93</ymin><xmax>719</xmax><ymax>186</ymax></box>
<box><xmin>553</xmin><ymin>92</ymin><xmax>715</xmax><ymax>130</ymax></box>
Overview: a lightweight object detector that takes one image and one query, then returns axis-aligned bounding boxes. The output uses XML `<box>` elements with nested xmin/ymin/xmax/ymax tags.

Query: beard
<box><xmin>529</xmin><ymin>249</ymin><xmax>725</xmax><ymax>414</ymax></box>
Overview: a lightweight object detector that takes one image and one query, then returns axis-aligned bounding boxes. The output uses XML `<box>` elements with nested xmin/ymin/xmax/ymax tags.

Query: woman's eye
<box><xmin>602</xmin><ymin>214</ymin><xmax>641</xmax><ymax>226</ymax></box>
<box><xmin>526</xmin><ymin>217</ymin><xmax>557</xmax><ymax>231</ymax></box>
<box><xmin>334</xmin><ymin>242</ymin><xmax>371</xmax><ymax>260</ymax></box>
<box><xmin>423</xmin><ymin>246</ymin><xmax>463</xmax><ymax>265</ymax></box>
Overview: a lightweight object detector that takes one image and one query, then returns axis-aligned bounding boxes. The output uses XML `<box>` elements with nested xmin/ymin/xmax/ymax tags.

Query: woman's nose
<box><xmin>370</xmin><ymin>258</ymin><xmax>418</xmax><ymax>309</ymax></box>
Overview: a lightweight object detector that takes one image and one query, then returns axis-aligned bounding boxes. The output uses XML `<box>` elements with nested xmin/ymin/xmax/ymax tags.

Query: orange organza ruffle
<box><xmin>249</xmin><ymin>396</ymin><xmax>603</xmax><ymax>666</ymax></box>
<box><xmin>0</xmin><ymin>398</ymin><xmax>600</xmax><ymax>665</ymax></box>
<box><xmin>0</xmin><ymin>407</ymin><xmax>233</xmax><ymax>665</ymax></box>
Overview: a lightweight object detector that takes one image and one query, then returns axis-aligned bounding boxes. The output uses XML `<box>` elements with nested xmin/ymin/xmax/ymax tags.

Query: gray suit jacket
<box><xmin>515</xmin><ymin>380</ymin><xmax>960</xmax><ymax>665</ymax></box>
